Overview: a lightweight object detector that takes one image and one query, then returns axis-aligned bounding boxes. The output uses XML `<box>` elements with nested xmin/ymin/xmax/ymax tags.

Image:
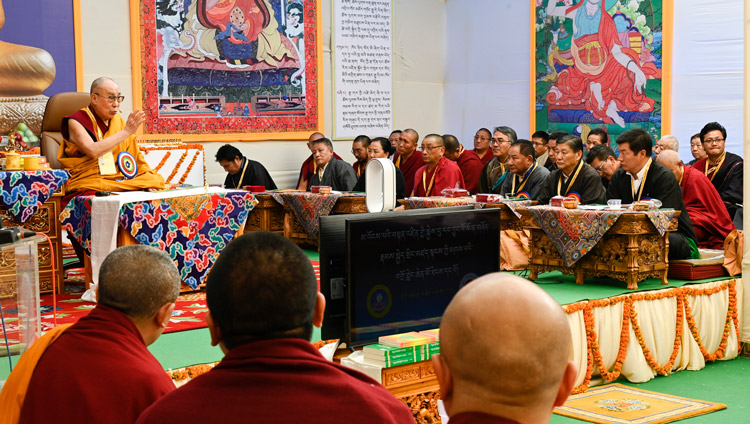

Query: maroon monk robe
<box><xmin>471</xmin><ymin>149</ymin><xmax>493</xmax><ymax>166</ymax></box>
<box><xmin>296</xmin><ymin>152</ymin><xmax>343</xmax><ymax>190</ymax></box>
<box><xmin>412</xmin><ymin>156</ymin><xmax>466</xmax><ymax>197</ymax></box>
<box><xmin>681</xmin><ymin>164</ymin><xmax>735</xmax><ymax>249</ymax></box>
<box><xmin>136</xmin><ymin>339</ymin><xmax>415</xmax><ymax>424</ymax></box>
<box><xmin>20</xmin><ymin>304</ymin><xmax>174</xmax><ymax>424</ymax></box>
<box><xmin>352</xmin><ymin>160</ymin><xmax>366</xmax><ymax>178</ymax></box>
<box><xmin>393</xmin><ymin>150</ymin><xmax>425</xmax><ymax>195</ymax></box>
<box><xmin>456</xmin><ymin>148</ymin><xmax>483</xmax><ymax>194</ymax></box>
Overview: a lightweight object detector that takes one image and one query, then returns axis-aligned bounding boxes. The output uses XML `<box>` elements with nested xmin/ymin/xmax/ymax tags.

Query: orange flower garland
<box><xmin>567</xmin><ymin>280</ymin><xmax>738</xmax><ymax>394</ymax></box>
<box><xmin>629</xmin><ymin>293</ymin><xmax>683</xmax><ymax>375</ymax></box>
<box><xmin>166</xmin><ymin>150</ymin><xmax>189</xmax><ymax>183</ymax></box>
<box><xmin>152</xmin><ymin>151</ymin><xmax>172</xmax><ymax>173</ymax></box>
<box><xmin>177</xmin><ymin>151</ymin><xmax>202</xmax><ymax>185</ymax></box>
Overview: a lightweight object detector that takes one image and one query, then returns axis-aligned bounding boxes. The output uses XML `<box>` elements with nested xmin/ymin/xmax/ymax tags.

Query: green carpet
<box><xmin>551</xmin><ymin>357</ymin><xmax>750</xmax><ymax>423</ymax></box>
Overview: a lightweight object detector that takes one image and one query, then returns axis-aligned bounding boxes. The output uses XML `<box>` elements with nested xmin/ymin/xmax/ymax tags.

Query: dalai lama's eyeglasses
<box><xmin>94</xmin><ymin>93</ymin><xmax>125</xmax><ymax>103</ymax></box>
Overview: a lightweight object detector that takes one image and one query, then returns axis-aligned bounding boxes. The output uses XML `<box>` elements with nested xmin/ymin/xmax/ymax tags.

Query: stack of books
<box><xmin>361</xmin><ymin>329</ymin><xmax>441</xmax><ymax>368</ymax></box>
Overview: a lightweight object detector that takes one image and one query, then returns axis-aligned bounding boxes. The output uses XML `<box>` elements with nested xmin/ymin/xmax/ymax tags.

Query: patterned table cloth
<box><xmin>0</xmin><ymin>170</ymin><xmax>69</xmax><ymax>223</ymax></box>
<box><xmin>270</xmin><ymin>192</ymin><xmax>363</xmax><ymax>238</ymax></box>
<box><xmin>526</xmin><ymin>206</ymin><xmax>678</xmax><ymax>267</ymax></box>
<box><xmin>61</xmin><ymin>190</ymin><xmax>256</xmax><ymax>290</ymax></box>
<box><xmin>405</xmin><ymin>196</ymin><xmax>532</xmax><ymax>218</ymax></box>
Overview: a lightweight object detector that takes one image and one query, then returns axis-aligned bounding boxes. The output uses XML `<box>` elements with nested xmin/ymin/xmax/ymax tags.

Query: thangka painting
<box><xmin>533</xmin><ymin>0</ymin><xmax>668</xmax><ymax>142</ymax></box>
<box><xmin>132</xmin><ymin>0</ymin><xmax>322</xmax><ymax>140</ymax></box>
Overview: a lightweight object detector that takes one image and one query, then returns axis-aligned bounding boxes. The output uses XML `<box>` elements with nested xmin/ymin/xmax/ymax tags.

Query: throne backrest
<box><xmin>40</xmin><ymin>92</ymin><xmax>90</xmax><ymax>169</ymax></box>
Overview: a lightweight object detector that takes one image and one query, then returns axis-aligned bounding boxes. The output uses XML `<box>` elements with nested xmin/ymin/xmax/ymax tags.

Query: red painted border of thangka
<box><xmin>129</xmin><ymin>0</ymin><xmax>323</xmax><ymax>142</ymax></box>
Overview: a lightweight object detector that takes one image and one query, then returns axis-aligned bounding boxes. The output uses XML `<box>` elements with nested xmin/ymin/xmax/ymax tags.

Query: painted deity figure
<box><xmin>545</xmin><ymin>0</ymin><xmax>658</xmax><ymax>127</ymax></box>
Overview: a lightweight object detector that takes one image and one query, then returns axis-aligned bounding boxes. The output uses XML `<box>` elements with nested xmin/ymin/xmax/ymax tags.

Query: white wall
<box><xmin>80</xmin><ymin>0</ymin><xmax>445</xmax><ymax>187</ymax></box>
<box><xmin>79</xmin><ymin>0</ymin><xmax>743</xmax><ymax>182</ymax></box>
<box><xmin>442</xmin><ymin>0</ymin><xmax>531</xmax><ymax>145</ymax></box>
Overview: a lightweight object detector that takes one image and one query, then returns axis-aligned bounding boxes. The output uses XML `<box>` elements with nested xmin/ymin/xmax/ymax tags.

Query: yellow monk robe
<box><xmin>0</xmin><ymin>324</ymin><xmax>72</xmax><ymax>424</ymax></box>
<box><xmin>58</xmin><ymin>107</ymin><xmax>165</xmax><ymax>193</ymax></box>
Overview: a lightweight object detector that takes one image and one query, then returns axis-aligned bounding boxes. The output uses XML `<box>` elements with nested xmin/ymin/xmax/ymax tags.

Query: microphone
<box><xmin>0</xmin><ymin>227</ymin><xmax>37</xmax><ymax>246</ymax></box>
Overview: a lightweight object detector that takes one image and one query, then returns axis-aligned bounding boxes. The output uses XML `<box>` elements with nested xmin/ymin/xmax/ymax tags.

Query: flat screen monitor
<box><xmin>319</xmin><ymin>206</ymin><xmax>479</xmax><ymax>342</ymax></box>
<box><xmin>346</xmin><ymin>208</ymin><xmax>500</xmax><ymax>346</ymax></box>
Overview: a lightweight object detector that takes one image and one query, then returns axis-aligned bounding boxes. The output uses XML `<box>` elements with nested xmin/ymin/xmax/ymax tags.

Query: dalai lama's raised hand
<box><xmin>124</xmin><ymin>109</ymin><xmax>146</xmax><ymax>135</ymax></box>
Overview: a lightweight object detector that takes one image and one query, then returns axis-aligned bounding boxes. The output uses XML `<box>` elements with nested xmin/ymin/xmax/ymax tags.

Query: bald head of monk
<box><xmin>655</xmin><ymin>149</ymin><xmax>684</xmax><ymax>183</ymax></box>
<box><xmin>433</xmin><ymin>273</ymin><xmax>576</xmax><ymax>424</ymax></box>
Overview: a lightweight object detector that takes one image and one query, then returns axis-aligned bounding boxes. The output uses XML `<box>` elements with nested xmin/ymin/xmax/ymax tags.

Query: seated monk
<box><xmin>59</xmin><ymin>77</ymin><xmax>164</xmax><ymax>197</ymax></box>
<box><xmin>351</xmin><ymin>134</ymin><xmax>370</xmax><ymax>178</ymax></box>
<box><xmin>412</xmin><ymin>134</ymin><xmax>465</xmax><ymax>196</ymax></box>
<box><xmin>137</xmin><ymin>232</ymin><xmax>415</xmax><ymax>424</ymax></box>
<box><xmin>296</xmin><ymin>132</ymin><xmax>343</xmax><ymax>190</ymax></box>
<box><xmin>470</xmin><ymin>127</ymin><xmax>494</xmax><ymax>165</ymax></box>
<box><xmin>443</xmin><ymin>134</ymin><xmax>482</xmax><ymax>194</ymax></box>
<box><xmin>392</xmin><ymin>128</ymin><xmax>425</xmax><ymax>193</ymax></box>
<box><xmin>657</xmin><ymin>150</ymin><xmax>734</xmax><ymax>249</ymax></box>
<box><xmin>433</xmin><ymin>273</ymin><xmax>576</xmax><ymax>424</ymax></box>
<box><xmin>0</xmin><ymin>1</ymin><xmax>56</xmax><ymax>96</ymax></box>
<box><xmin>0</xmin><ymin>245</ymin><xmax>180</xmax><ymax>423</ymax></box>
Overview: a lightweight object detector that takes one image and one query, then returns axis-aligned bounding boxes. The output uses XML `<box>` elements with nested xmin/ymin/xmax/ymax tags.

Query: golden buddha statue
<box><xmin>0</xmin><ymin>0</ymin><xmax>57</xmax><ymax>134</ymax></box>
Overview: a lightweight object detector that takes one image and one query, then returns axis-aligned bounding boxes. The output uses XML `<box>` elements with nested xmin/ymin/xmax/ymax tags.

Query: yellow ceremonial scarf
<box><xmin>0</xmin><ymin>324</ymin><xmax>72</xmax><ymax>424</ymax></box>
<box><xmin>58</xmin><ymin>108</ymin><xmax>165</xmax><ymax>193</ymax></box>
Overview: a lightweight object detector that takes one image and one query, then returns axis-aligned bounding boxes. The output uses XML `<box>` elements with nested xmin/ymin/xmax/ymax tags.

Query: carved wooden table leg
<box><xmin>575</xmin><ymin>267</ymin><xmax>584</xmax><ymax>285</ymax></box>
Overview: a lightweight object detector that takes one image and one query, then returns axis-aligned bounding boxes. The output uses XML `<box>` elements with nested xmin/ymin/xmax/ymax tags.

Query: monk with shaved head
<box><xmin>433</xmin><ymin>273</ymin><xmax>576</xmax><ymax>424</ymax></box>
<box><xmin>657</xmin><ymin>150</ymin><xmax>734</xmax><ymax>249</ymax></box>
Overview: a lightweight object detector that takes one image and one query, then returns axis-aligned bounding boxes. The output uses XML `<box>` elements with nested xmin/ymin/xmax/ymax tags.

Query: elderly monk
<box><xmin>470</xmin><ymin>127</ymin><xmax>494</xmax><ymax>165</ymax></box>
<box><xmin>412</xmin><ymin>134</ymin><xmax>465</xmax><ymax>196</ymax></box>
<box><xmin>501</xmin><ymin>140</ymin><xmax>550</xmax><ymax>201</ymax></box>
<box><xmin>392</xmin><ymin>128</ymin><xmax>425</xmax><ymax>193</ymax></box>
<box><xmin>351</xmin><ymin>134</ymin><xmax>370</xmax><ymax>178</ymax></box>
<box><xmin>443</xmin><ymin>134</ymin><xmax>482</xmax><ymax>194</ymax></box>
<box><xmin>296</xmin><ymin>132</ymin><xmax>343</xmax><ymax>190</ymax></box>
<box><xmin>137</xmin><ymin>232</ymin><xmax>415</xmax><ymax>424</ymax></box>
<box><xmin>608</xmin><ymin>128</ymin><xmax>698</xmax><ymax>260</ymax></box>
<box><xmin>59</xmin><ymin>77</ymin><xmax>164</xmax><ymax>197</ymax></box>
<box><xmin>389</xmin><ymin>130</ymin><xmax>402</xmax><ymax>153</ymax></box>
<box><xmin>540</xmin><ymin>135</ymin><xmax>606</xmax><ymax>205</ymax></box>
<box><xmin>308</xmin><ymin>137</ymin><xmax>357</xmax><ymax>191</ymax></box>
<box><xmin>692</xmin><ymin>122</ymin><xmax>743</xmax><ymax>225</ymax></box>
<box><xmin>433</xmin><ymin>273</ymin><xmax>576</xmax><ymax>424</ymax></box>
<box><xmin>657</xmin><ymin>150</ymin><xmax>735</xmax><ymax>249</ymax></box>
<box><xmin>654</xmin><ymin>134</ymin><xmax>679</xmax><ymax>159</ymax></box>
<box><xmin>0</xmin><ymin>245</ymin><xmax>180</xmax><ymax>424</ymax></box>
<box><xmin>215</xmin><ymin>144</ymin><xmax>276</xmax><ymax>190</ymax></box>
<box><xmin>586</xmin><ymin>144</ymin><xmax>620</xmax><ymax>189</ymax></box>
<box><xmin>352</xmin><ymin>137</ymin><xmax>407</xmax><ymax>199</ymax></box>
<box><xmin>478</xmin><ymin>126</ymin><xmax>516</xmax><ymax>194</ymax></box>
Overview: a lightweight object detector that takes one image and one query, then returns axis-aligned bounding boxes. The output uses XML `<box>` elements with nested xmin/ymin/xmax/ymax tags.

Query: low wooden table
<box><xmin>399</xmin><ymin>197</ymin><xmax>532</xmax><ymax>231</ymax></box>
<box><xmin>244</xmin><ymin>193</ymin><xmax>284</xmax><ymax>235</ymax></box>
<box><xmin>382</xmin><ymin>360</ymin><xmax>441</xmax><ymax>423</ymax></box>
<box><xmin>281</xmin><ymin>193</ymin><xmax>368</xmax><ymax>248</ymax></box>
<box><xmin>520</xmin><ymin>208</ymin><xmax>680</xmax><ymax>289</ymax></box>
<box><xmin>0</xmin><ymin>193</ymin><xmax>63</xmax><ymax>298</ymax></box>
